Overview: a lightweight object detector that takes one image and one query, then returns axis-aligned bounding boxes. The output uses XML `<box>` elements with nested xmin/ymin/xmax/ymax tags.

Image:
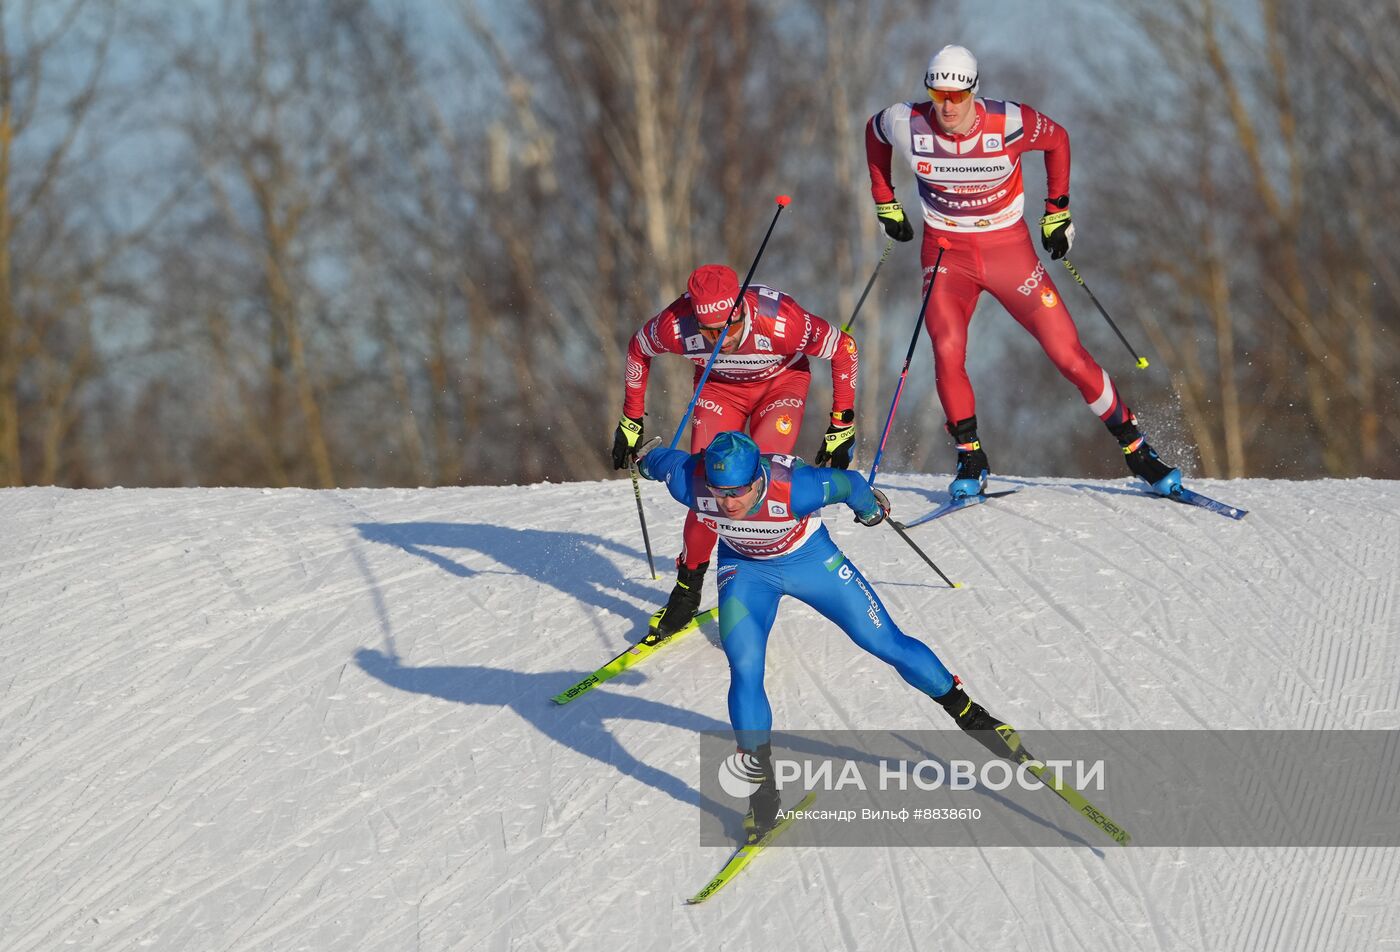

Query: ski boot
<box><xmin>934</xmin><ymin>678</ymin><xmax>1030</xmax><ymax>764</ymax></box>
<box><xmin>740</xmin><ymin>744</ymin><xmax>781</xmax><ymax>843</ymax></box>
<box><xmin>646</xmin><ymin>559</ymin><xmax>708</xmax><ymax>644</ymax></box>
<box><xmin>1108</xmin><ymin>414</ymin><xmax>1182</xmax><ymax>496</ymax></box>
<box><xmin>946</xmin><ymin>416</ymin><xmax>989</xmax><ymax>499</ymax></box>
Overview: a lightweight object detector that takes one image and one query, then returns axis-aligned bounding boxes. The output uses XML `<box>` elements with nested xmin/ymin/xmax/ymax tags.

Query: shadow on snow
<box><xmin>354</xmin><ymin>649</ymin><xmax>1095</xmax><ymax>849</ymax></box>
<box><xmin>354</xmin><ymin>521</ymin><xmax>662</xmax><ymax>627</ymax></box>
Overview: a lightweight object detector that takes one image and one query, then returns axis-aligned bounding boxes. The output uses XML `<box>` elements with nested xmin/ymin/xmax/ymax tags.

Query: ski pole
<box><xmin>841</xmin><ymin>238</ymin><xmax>895</xmax><ymax>334</ymax></box>
<box><xmin>670</xmin><ymin>195</ymin><xmax>792</xmax><ymax>449</ymax></box>
<box><xmin>888</xmin><ymin>518</ymin><xmax>958</xmax><ymax>589</ymax></box>
<box><xmin>628</xmin><ymin>459</ymin><xmax>657</xmax><ymax>579</ymax></box>
<box><xmin>866</xmin><ymin>237</ymin><xmax>949</xmax><ymax>488</ymax></box>
<box><xmin>1060</xmin><ymin>258</ymin><xmax>1150</xmax><ymax>369</ymax></box>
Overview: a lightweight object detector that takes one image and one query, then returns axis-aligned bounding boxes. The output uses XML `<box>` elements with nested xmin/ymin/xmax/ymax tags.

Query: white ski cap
<box><xmin>925</xmin><ymin>44</ymin><xmax>979</xmax><ymax>93</ymax></box>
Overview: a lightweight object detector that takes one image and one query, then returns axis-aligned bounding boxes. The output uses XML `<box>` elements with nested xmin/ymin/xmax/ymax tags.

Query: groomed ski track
<box><xmin>2</xmin><ymin>474</ymin><xmax>1397</xmax><ymax>951</ymax></box>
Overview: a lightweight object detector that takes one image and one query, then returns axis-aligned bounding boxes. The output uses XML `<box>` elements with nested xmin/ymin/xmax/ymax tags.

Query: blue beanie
<box><xmin>704</xmin><ymin>431</ymin><xmax>761</xmax><ymax>487</ymax></box>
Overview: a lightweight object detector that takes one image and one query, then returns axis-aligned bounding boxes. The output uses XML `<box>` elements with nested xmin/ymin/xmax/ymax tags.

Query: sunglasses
<box><xmin>927</xmin><ymin>87</ymin><xmax>974</xmax><ymax>105</ymax></box>
<box><xmin>698</xmin><ymin>321</ymin><xmax>740</xmax><ymax>343</ymax></box>
<box><xmin>707</xmin><ymin>480</ymin><xmax>756</xmax><ymax>498</ymax></box>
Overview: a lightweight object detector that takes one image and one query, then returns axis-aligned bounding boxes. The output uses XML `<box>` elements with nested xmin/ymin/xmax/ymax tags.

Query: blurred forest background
<box><xmin>1</xmin><ymin>0</ymin><xmax>1397</xmax><ymax>488</ymax></box>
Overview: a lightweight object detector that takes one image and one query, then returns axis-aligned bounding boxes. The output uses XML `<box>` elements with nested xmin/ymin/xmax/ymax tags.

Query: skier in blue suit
<box><xmin>638</xmin><ymin>430</ymin><xmax>1020</xmax><ymax>837</ymax></box>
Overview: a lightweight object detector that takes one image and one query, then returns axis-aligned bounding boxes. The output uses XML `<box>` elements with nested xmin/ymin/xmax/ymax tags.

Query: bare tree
<box><xmin>149</xmin><ymin>3</ymin><xmax>381</xmax><ymax>487</ymax></box>
<box><xmin>448</xmin><ymin>0</ymin><xmax>791</xmax><ymax>481</ymax></box>
<box><xmin>1096</xmin><ymin>0</ymin><xmax>1400</xmax><ymax>478</ymax></box>
<box><xmin>9</xmin><ymin>0</ymin><xmax>1390</xmax><ymax>488</ymax></box>
<box><xmin>0</xmin><ymin>0</ymin><xmax>117</xmax><ymax>484</ymax></box>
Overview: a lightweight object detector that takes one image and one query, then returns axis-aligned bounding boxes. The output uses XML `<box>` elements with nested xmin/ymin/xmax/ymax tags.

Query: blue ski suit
<box><xmin>639</xmin><ymin>447</ymin><xmax>955</xmax><ymax>750</ymax></box>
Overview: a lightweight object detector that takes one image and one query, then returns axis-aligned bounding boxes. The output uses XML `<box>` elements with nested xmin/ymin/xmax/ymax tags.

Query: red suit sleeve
<box><xmin>780</xmin><ymin>297</ymin><xmax>858</xmax><ymax>414</ymax></box>
<box><xmin>622</xmin><ymin>297</ymin><xmax>687</xmax><ymax>419</ymax></box>
<box><xmin>1018</xmin><ymin>103</ymin><xmax>1071</xmax><ymax>211</ymax></box>
<box><xmin>865</xmin><ymin>111</ymin><xmax>897</xmax><ymax>204</ymax></box>
<box><xmin>827</xmin><ymin>327</ymin><xmax>859</xmax><ymax>415</ymax></box>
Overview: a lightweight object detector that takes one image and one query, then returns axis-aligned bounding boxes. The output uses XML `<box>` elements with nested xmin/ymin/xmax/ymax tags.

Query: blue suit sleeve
<box><xmin>789</xmin><ymin>466</ymin><xmax>881</xmax><ymax>520</ymax></box>
<box><xmin>638</xmin><ymin>448</ymin><xmax>700</xmax><ymax>508</ymax></box>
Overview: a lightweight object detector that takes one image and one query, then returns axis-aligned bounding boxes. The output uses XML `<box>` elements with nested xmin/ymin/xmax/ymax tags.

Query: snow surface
<box><xmin>2</xmin><ymin>474</ymin><xmax>1399</xmax><ymax>951</ymax></box>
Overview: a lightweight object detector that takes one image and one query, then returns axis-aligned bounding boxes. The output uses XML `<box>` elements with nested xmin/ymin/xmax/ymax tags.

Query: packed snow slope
<box><xmin>2</xmin><ymin>473</ymin><xmax>1399</xmax><ymax>952</ymax></box>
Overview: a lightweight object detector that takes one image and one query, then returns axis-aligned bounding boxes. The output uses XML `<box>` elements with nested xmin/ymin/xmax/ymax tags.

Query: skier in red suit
<box><xmin>866</xmin><ymin>44</ymin><xmax>1181</xmax><ymax>499</ymax></box>
<box><xmin>611</xmin><ymin>264</ymin><xmax>860</xmax><ymax>638</ymax></box>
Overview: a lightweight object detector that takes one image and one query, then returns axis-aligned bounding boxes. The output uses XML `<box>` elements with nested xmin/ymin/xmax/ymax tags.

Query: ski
<box><xmin>1024</xmin><ymin>757</ymin><xmax>1131</xmax><ymax>844</ymax></box>
<box><xmin>550</xmin><ymin>607</ymin><xmax>718</xmax><ymax>705</ymax></box>
<box><xmin>904</xmin><ymin>489</ymin><xmax>1019</xmax><ymax>528</ymax></box>
<box><xmin>1166</xmin><ymin>485</ymin><xmax>1248</xmax><ymax>520</ymax></box>
<box><xmin>686</xmin><ymin>791</ymin><xmax>818</xmax><ymax>904</ymax></box>
<box><xmin>995</xmin><ymin>725</ymin><xmax>1132</xmax><ymax>846</ymax></box>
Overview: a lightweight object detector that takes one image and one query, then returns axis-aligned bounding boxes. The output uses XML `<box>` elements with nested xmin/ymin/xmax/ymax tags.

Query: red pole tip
<box><xmin>775</xmin><ymin>194</ymin><xmax>792</xmax><ymax>206</ymax></box>
<box><xmin>937</xmin><ymin>236</ymin><xmax>951</xmax><ymax>249</ymax></box>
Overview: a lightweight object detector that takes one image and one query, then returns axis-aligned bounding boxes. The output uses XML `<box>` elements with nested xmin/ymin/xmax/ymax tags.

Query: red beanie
<box><xmin>686</xmin><ymin>264</ymin><xmax>741</xmax><ymax>328</ymax></box>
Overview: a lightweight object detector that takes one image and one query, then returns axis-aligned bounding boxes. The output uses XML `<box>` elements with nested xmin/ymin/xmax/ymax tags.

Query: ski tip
<box><xmin>1168</xmin><ymin>486</ymin><xmax>1250</xmax><ymax>520</ymax></box>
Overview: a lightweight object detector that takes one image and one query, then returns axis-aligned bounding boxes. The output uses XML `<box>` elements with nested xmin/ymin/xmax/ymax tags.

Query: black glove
<box><xmin>813</xmin><ymin>410</ymin><xmax>856</xmax><ymax>469</ymax></box>
<box><xmin>875</xmin><ymin>200</ymin><xmax>914</xmax><ymax>242</ymax></box>
<box><xmin>1040</xmin><ymin>199</ymin><xmax>1075</xmax><ymax>260</ymax></box>
<box><xmin>611</xmin><ymin>415</ymin><xmax>644</xmax><ymax>469</ymax></box>
<box><xmin>854</xmin><ymin>488</ymin><xmax>891</xmax><ymax>527</ymax></box>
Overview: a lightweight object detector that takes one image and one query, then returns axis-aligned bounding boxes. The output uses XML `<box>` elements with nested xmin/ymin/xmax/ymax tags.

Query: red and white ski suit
<box><xmin>624</xmin><ymin>284</ymin><xmax>858</xmax><ymax>568</ymax></box>
<box><xmin>866</xmin><ymin>97</ymin><xmax>1130</xmax><ymax>427</ymax></box>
